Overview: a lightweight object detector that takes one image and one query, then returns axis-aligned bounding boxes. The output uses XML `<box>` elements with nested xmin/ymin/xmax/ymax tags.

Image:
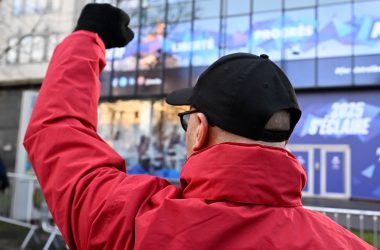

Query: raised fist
<box><xmin>74</xmin><ymin>3</ymin><xmax>134</xmax><ymax>49</ymax></box>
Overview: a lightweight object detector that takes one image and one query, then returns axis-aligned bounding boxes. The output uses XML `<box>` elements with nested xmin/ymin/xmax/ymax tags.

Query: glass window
<box><xmin>317</xmin><ymin>4</ymin><xmax>353</xmax><ymax>58</ymax></box>
<box><xmin>353</xmin><ymin>55</ymin><xmax>380</xmax><ymax>86</ymax></box>
<box><xmin>94</xmin><ymin>0</ymin><xmax>117</xmax><ymax>4</ymax></box>
<box><xmin>253</xmin><ymin>0</ymin><xmax>281</xmax><ymax>12</ymax></box>
<box><xmin>164</xmin><ymin>22</ymin><xmax>192</xmax><ymax>68</ymax></box>
<box><xmin>169</xmin><ymin>0</ymin><xmax>189</xmax><ymax>3</ymax></box>
<box><xmin>139</xmin><ymin>24</ymin><xmax>164</xmax><ymax>70</ymax></box>
<box><xmin>47</xmin><ymin>33</ymin><xmax>60</xmax><ymax>60</ymax></box>
<box><xmin>111</xmin><ymin>27</ymin><xmax>139</xmax><ymax>72</ymax></box>
<box><xmin>284</xmin><ymin>0</ymin><xmax>316</xmax><ymax>9</ymax></box>
<box><xmin>119</xmin><ymin>1</ymin><xmax>140</xmax><ymax>27</ymax></box>
<box><xmin>119</xmin><ymin>0</ymin><xmax>139</xmax><ymax>8</ymax></box>
<box><xmin>318</xmin><ymin>57</ymin><xmax>352</xmax><ymax>86</ymax></box>
<box><xmin>31</xmin><ymin>35</ymin><xmax>45</xmax><ymax>62</ymax></box>
<box><xmin>25</xmin><ymin>0</ymin><xmax>37</xmax><ymax>14</ymax></box>
<box><xmin>6</xmin><ymin>37</ymin><xmax>19</xmax><ymax>64</ymax></box>
<box><xmin>224</xmin><ymin>0</ymin><xmax>250</xmax><ymax>16</ymax></box>
<box><xmin>35</xmin><ymin>0</ymin><xmax>48</xmax><ymax>13</ymax></box>
<box><xmin>192</xmin><ymin>18</ymin><xmax>220</xmax><ymax>66</ymax></box>
<box><xmin>224</xmin><ymin>16</ymin><xmax>250</xmax><ymax>55</ymax></box>
<box><xmin>251</xmin><ymin>11</ymin><xmax>282</xmax><ymax>61</ymax></box>
<box><xmin>353</xmin><ymin>1</ymin><xmax>380</xmax><ymax>56</ymax></box>
<box><xmin>50</xmin><ymin>0</ymin><xmax>61</xmax><ymax>11</ymax></box>
<box><xmin>13</xmin><ymin>0</ymin><xmax>23</xmax><ymax>16</ymax></box>
<box><xmin>143</xmin><ymin>0</ymin><xmax>165</xmax><ymax>5</ymax></box>
<box><xmin>283</xmin><ymin>8</ymin><xmax>316</xmax><ymax>60</ymax></box>
<box><xmin>318</xmin><ymin>0</ymin><xmax>349</xmax><ymax>4</ymax></box>
<box><xmin>195</xmin><ymin>0</ymin><xmax>221</xmax><ymax>19</ymax></box>
<box><xmin>168</xmin><ymin>1</ymin><xmax>192</xmax><ymax>23</ymax></box>
<box><xmin>141</xmin><ymin>5</ymin><xmax>166</xmax><ymax>26</ymax></box>
<box><xmin>164</xmin><ymin>22</ymin><xmax>192</xmax><ymax>93</ymax></box>
<box><xmin>19</xmin><ymin>36</ymin><xmax>33</xmax><ymax>64</ymax></box>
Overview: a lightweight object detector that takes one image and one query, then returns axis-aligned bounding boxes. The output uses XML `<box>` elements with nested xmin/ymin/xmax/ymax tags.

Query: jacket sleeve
<box><xmin>23</xmin><ymin>31</ymin><xmax>177</xmax><ymax>250</ymax></box>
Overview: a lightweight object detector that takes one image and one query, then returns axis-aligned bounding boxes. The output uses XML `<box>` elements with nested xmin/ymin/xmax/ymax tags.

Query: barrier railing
<box><xmin>0</xmin><ymin>172</ymin><xmax>64</xmax><ymax>249</ymax></box>
<box><xmin>305</xmin><ymin>206</ymin><xmax>380</xmax><ymax>248</ymax></box>
<box><xmin>1</xmin><ymin>173</ymin><xmax>379</xmax><ymax>248</ymax></box>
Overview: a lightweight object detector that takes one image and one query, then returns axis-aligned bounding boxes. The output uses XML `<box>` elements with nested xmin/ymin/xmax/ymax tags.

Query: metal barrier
<box><xmin>1</xmin><ymin>173</ymin><xmax>379</xmax><ymax>248</ymax></box>
<box><xmin>0</xmin><ymin>172</ymin><xmax>65</xmax><ymax>249</ymax></box>
<box><xmin>305</xmin><ymin>206</ymin><xmax>380</xmax><ymax>248</ymax></box>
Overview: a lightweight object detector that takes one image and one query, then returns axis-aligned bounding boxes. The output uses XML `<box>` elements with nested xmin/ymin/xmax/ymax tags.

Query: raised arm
<box><xmin>23</xmin><ymin>4</ymin><xmax>175</xmax><ymax>249</ymax></box>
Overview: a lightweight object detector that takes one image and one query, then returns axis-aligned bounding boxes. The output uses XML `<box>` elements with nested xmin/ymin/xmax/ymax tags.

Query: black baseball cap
<box><xmin>166</xmin><ymin>53</ymin><xmax>301</xmax><ymax>142</ymax></box>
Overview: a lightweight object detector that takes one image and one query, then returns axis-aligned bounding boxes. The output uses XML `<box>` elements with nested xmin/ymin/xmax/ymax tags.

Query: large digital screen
<box><xmin>317</xmin><ymin>4</ymin><xmax>352</xmax><ymax>58</ymax></box>
<box><xmin>291</xmin><ymin>90</ymin><xmax>380</xmax><ymax>200</ymax></box>
<box><xmin>224</xmin><ymin>16</ymin><xmax>250</xmax><ymax>54</ymax></box>
<box><xmin>251</xmin><ymin>11</ymin><xmax>282</xmax><ymax>61</ymax></box>
<box><xmin>101</xmin><ymin>1</ymin><xmax>380</xmax><ymax>98</ymax></box>
<box><xmin>283</xmin><ymin>8</ymin><xmax>316</xmax><ymax>60</ymax></box>
<box><xmin>164</xmin><ymin>22</ymin><xmax>192</xmax><ymax>68</ymax></box>
<box><xmin>192</xmin><ymin>18</ymin><xmax>220</xmax><ymax>66</ymax></box>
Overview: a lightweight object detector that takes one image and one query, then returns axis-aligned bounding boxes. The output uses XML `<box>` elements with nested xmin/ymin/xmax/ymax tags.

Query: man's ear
<box><xmin>192</xmin><ymin>113</ymin><xmax>209</xmax><ymax>152</ymax></box>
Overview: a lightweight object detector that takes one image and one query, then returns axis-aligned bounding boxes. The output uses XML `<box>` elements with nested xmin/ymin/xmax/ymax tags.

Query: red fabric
<box><xmin>24</xmin><ymin>32</ymin><xmax>374</xmax><ymax>250</ymax></box>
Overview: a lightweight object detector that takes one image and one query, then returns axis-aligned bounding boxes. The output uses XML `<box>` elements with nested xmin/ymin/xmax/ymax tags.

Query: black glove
<box><xmin>74</xmin><ymin>3</ymin><xmax>134</xmax><ymax>49</ymax></box>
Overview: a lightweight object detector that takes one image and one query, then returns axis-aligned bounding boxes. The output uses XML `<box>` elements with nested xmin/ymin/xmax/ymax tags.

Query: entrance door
<box><xmin>287</xmin><ymin>144</ymin><xmax>351</xmax><ymax>199</ymax></box>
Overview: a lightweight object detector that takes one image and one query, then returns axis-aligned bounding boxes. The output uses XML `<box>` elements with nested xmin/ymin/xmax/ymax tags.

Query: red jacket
<box><xmin>24</xmin><ymin>31</ymin><xmax>374</xmax><ymax>250</ymax></box>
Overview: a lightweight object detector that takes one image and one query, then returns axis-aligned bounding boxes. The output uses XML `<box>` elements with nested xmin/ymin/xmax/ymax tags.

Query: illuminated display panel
<box><xmin>99</xmin><ymin>1</ymin><xmax>380</xmax><ymax>98</ymax></box>
<box><xmin>224</xmin><ymin>16</ymin><xmax>250</xmax><ymax>55</ymax></box>
<box><xmin>317</xmin><ymin>4</ymin><xmax>353</xmax><ymax>86</ymax></box>
<box><xmin>251</xmin><ymin>11</ymin><xmax>282</xmax><ymax>61</ymax></box>
<box><xmin>283</xmin><ymin>8</ymin><xmax>316</xmax><ymax>60</ymax></box>
<box><xmin>317</xmin><ymin>4</ymin><xmax>352</xmax><ymax>58</ymax></box>
<box><xmin>292</xmin><ymin>90</ymin><xmax>380</xmax><ymax>200</ymax></box>
<box><xmin>164</xmin><ymin>22</ymin><xmax>192</xmax><ymax>94</ymax></box>
<box><xmin>137</xmin><ymin>24</ymin><xmax>164</xmax><ymax>96</ymax></box>
<box><xmin>353</xmin><ymin>1</ymin><xmax>380</xmax><ymax>85</ymax></box>
<box><xmin>164</xmin><ymin>22</ymin><xmax>192</xmax><ymax>68</ymax></box>
<box><xmin>192</xmin><ymin>18</ymin><xmax>220</xmax><ymax>66</ymax></box>
<box><xmin>111</xmin><ymin>27</ymin><xmax>139</xmax><ymax>96</ymax></box>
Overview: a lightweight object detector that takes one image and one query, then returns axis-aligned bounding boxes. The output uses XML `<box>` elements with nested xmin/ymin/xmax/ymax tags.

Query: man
<box><xmin>0</xmin><ymin>155</ymin><xmax>9</xmax><ymax>193</ymax></box>
<box><xmin>24</xmin><ymin>3</ymin><xmax>374</xmax><ymax>250</ymax></box>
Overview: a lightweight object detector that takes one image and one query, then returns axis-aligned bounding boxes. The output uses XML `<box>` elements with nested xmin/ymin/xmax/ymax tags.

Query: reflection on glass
<box><xmin>283</xmin><ymin>8</ymin><xmax>316</xmax><ymax>60</ymax></box>
<box><xmin>317</xmin><ymin>4</ymin><xmax>353</xmax><ymax>58</ymax></box>
<box><xmin>251</xmin><ymin>11</ymin><xmax>282</xmax><ymax>61</ymax></box>
<box><xmin>98</xmin><ymin>100</ymin><xmax>186</xmax><ymax>180</ymax></box>
<box><xmin>224</xmin><ymin>16</ymin><xmax>250</xmax><ymax>55</ymax></box>
<box><xmin>192</xmin><ymin>18</ymin><xmax>220</xmax><ymax>66</ymax></box>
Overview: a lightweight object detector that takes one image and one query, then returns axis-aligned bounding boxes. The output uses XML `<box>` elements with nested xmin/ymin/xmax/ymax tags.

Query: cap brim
<box><xmin>165</xmin><ymin>87</ymin><xmax>193</xmax><ymax>106</ymax></box>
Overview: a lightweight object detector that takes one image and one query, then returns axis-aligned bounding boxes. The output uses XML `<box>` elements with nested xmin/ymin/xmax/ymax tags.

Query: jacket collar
<box><xmin>180</xmin><ymin>143</ymin><xmax>306</xmax><ymax>206</ymax></box>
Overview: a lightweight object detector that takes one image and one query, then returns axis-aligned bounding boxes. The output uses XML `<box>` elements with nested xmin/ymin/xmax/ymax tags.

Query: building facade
<box><xmin>0</xmin><ymin>0</ymin><xmax>90</xmax><ymax>170</ymax></box>
<box><xmin>1</xmin><ymin>0</ymin><xmax>380</xmax><ymax>201</ymax></box>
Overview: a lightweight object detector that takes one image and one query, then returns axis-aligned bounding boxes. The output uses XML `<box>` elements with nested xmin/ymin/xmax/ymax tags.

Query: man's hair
<box><xmin>264</xmin><ymin>110</ymin><xmax>291</xmax><ymax>131</ymax></box>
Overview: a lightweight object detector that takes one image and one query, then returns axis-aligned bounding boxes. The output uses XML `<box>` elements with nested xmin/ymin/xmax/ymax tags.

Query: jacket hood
<box><xmin>180</xmin><ymin>143</ymin><xmax>306</xmax><ymax>206</ymax></box>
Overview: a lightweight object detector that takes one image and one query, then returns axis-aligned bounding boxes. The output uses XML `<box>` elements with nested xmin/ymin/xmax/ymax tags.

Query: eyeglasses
<box><xmin>178</xmin><ymin>110</ymin><xmax>200</xmax><ymax>131</ymax></box>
